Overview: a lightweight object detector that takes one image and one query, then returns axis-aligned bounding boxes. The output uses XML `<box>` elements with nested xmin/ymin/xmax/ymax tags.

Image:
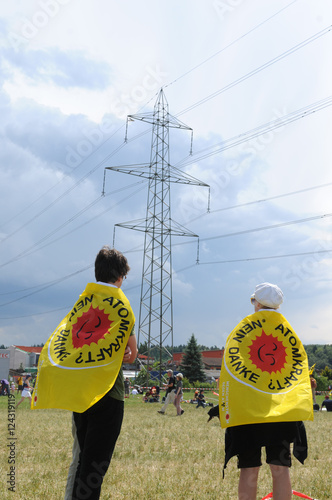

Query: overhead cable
<box><xmin>176</xmin><ymin>25</ymin><xmax>332</xmax><ymax>117</ymax></box>
<box><xmin>177</xmin><ymin>95</ymin><xmax>332</xmax><ymax>168</ymax></box>
<box><xmin>165</xmin><ymin>0</ymin><xmax>299</xmax><ymax>89</ymax></box>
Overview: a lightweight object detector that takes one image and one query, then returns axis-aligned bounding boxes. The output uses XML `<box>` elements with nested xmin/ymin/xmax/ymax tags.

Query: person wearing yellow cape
<box><xmin>219</xmin><ymin>283</ymin><xmax>313</xmax><ymax>500</ymax></box>
<box><xmin>32</xmin><ymin>247</ymin><xmax>137</xmax><ymax>500</ymax></box>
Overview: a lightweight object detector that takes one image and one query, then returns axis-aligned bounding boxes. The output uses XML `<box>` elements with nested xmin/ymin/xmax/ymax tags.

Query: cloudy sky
<box><xmin>0</xmin><ymin>0</ymin><xmax>331</xmax><ymax>351</ymax></box>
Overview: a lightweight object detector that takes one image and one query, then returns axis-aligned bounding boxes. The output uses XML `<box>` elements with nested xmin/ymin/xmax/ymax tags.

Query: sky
<box><xmin>0</xmin><ymin>0</ymin><xmax>332</xmax><ymax>351</ymax></box>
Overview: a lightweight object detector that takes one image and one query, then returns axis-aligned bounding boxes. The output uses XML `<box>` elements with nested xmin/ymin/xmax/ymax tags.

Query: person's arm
<box><xmin>123</xmin><ymin>334</ymin><xmax>137</xmax><ymax>364</ymax></box>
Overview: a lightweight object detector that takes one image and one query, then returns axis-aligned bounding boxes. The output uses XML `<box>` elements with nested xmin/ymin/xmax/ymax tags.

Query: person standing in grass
<box><xmin>32</xmin><ymin>246</ymin><xmax>137</xmax><ymax>500</ymax></box>
<box><xmin>17</xmin><ymin>375</ymin><xmax>23</xmax><ymax>394</ymax></box>
<box><xmin>219</xmin><ymin>283</ymin><xmax>313</xmax><ymax>500</ymax></box>
<box><xmin>174</xmin><ymin>372</ymin><xmax>184</xmax><ymax>416</ymax></box>
<box><xmin>124</xmin><ymin>377</ymin><xmax>130</xmax><ymax>398</ymax></box>
<box><xmin>158</xmin><ymin>369</ymin><xmax>176</xmax><ymax>415</ymax></box>
<box><xmin>15</xmin><ymin>375</ymin><xmax>32</xmax><ymax>407</ymax></box>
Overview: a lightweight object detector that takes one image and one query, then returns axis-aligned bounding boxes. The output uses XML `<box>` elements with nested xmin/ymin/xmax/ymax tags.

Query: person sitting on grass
<box><xmin>196</xmin><ymin>389</ymin><xmax>206</xmax><ymax>409</ymax></box>
<box><xmin>321</xmin><ymin>395</ymin><xmax>332</xmax><ymax>411</ymax></box>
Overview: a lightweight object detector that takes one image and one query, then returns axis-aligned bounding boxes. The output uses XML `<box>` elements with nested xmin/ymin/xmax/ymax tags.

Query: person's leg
<box><xmin>15</xmin><ymin>397</ymin><xmax>24</xmax><ymax>408</ymax></box>
<box><xmin>174</xmin><ymin>394</ymin><xmax>180</xmax><ymax>414</ymax></box>
<box><xmin>64</xmin><ymin>414</ymin><xmax>80</xmax><ymax>500</ymax></box>
<box><xmin>269</xmin><ymin>465</ymin><xmax>292</xmax><ymax>500</ymax></box>
<box><xmin>73</xmin><ymin>396</ymin><xmax>124</xmax><ymax>500</ymax></box>
<box><xmin>159</xmin><ymin>392</ymin><xmax>171</xmax><ymax>413</ymax></box>
<box><xmin>238</xmin><ymin>467</ymin><xmax>260</xmax><ymax>500</ymax></box>
<box><xmin>237</xmin><ymin>445</ymin><xmax>262</xmax><ymax>500</ymax></box>
<box><xmin>178</xmin><ymin>395</ymin><xmax>183</xmax><ymax>414</ymax></box>
<box><xmin>168</xmin><ymin>390</ymin><xmax>176</xmax><ymax>408</ymax></box>
<box><xmin>266</xmin><ymin>441</ymin><xmax>292</xmax><ymax>500</ymax></box>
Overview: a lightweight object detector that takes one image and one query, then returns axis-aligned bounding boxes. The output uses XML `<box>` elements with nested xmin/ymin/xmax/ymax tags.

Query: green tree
<box><xmin>179</xmin><ymin>334</ymin><xmax>206</xmax><ymax>383</ymax></box>
<box><xmin>321</xmin><ymin>366</ymin><xmax>332</xmax><ymax>380</ymax></box>
<box><xmin>316</xmin><ymin>376</ymin><xmax>329</xmax><ymax>391</ymax></box>
<box><xmin>138</xmin><ymin>341</ymin><xmax>148</xmax><ymax>355</ymax></box>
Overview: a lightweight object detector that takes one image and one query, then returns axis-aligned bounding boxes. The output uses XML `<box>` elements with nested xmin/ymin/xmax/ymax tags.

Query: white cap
<box><xmin>251</xmin><ymin>282</ymin><xmax>283</xmax><ymax>309</ymax></box>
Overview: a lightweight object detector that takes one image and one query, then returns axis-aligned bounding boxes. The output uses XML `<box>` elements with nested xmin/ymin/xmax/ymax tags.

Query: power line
<box><xmin>0</xmin><ymin>264</ymin><xmax>93</xmax><ymax>308</ymax></box>
<box><xmin>184</xmin><ymin>181</ymin><xmax>332</xmax><ymax>225</ymax></box>
<box><xmin>176</xmin><ymin>95</ymin><xmax>332</xmax><ymax>168</ymax></box>
<box><xmin>176</xmin><ymin>25</ymin><xmax>332</xmax><ymax>117</ymax></box>
<box><xmin>165</xmin><ymin>0</ymin><xmax>299</xmax><ymax>89</ymax></box>
<box><xmin>2</xmin><ymin>245</ymin><xmax>332</xmax><ymax>320</ymax></box>
<box><xmin>0</xmin><ymin>128</ymin><xmax>150</xmax><ymax>246</ymax></box>
<box><xmin>0</xmin><ymin>181</ymin><xmax>146</xmax><ymax>269</ymax></box>
<box><xmin>0</xmin><ymin>123</ymin><xmax>128</xmax><ymax>234</ymax></box>
<box><xmin>174</xmin><ymin>211</ymin><xmax>332</xmax><ymax>246</ymax></box>
<box><xmin>197</xmin><ymin>248</ymin><xmax>332</xmax><ymax>266</ymax></box>
<box><xmin>2</xmin><ymin>196</ymin><xmax>332</xmax><ymax>306</ymax></box>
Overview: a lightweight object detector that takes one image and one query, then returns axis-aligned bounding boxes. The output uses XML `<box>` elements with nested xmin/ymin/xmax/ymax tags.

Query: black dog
<box><xmin>207</xmin><ymin>404</ymin><xmax>220</xmax><ymax>422</ymax></box>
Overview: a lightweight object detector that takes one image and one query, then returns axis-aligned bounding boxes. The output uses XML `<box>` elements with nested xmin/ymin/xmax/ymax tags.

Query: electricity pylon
<box><xmin>104</xmin><ymin>88</ymin><xmax>209</xmax><ymax>382</ymax></box>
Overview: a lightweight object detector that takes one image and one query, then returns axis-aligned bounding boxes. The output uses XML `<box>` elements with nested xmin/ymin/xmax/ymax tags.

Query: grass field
<box><xmin>0</xmin><ymin>392</ymin><xmax>330</xmax><ymax>500</ymax></box>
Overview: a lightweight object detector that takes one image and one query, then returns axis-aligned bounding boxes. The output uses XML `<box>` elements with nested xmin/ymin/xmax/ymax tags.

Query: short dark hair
<box><xmin>95</xmin><ymin>246</ymin><xmax>130</xmax><ymax>283</ymax></box>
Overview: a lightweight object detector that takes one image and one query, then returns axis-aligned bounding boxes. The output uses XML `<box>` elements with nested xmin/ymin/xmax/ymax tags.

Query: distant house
<box><xmin>173</xmin><ymin>349</ymin><xmax>224</xmax><ymax>368</ymax></box>
<box><xmin>136</xmin><ymin>353</ymin><xmax>155</xmax><ymax>365</ymax></box>
<box><xmin>172</xmin><ymin>349</ymin><xmax>224</xmax><ymax>380</ymax></box>
<box><xmin>8</xmin><ymin>345</ymin><xmax>43</xmax><ymax>373</ymax></box>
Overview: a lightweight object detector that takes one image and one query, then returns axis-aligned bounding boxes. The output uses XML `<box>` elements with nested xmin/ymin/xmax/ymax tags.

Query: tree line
<box><xmin>138</xmin><ymin>340</ymin><xmax>332</xmax><ymax>371</ymax></box>
<box><xmin>137</xmin><ymin>336</ymin><xmax>332</xmax><ymax>388</ymax></box>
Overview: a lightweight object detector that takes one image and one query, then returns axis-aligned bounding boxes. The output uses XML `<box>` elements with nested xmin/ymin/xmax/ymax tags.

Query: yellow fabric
<box><xmin>309</xmin><ymin>364</ymin><xmax>316</xmax><ymax>375</ymax></box>
<box><xmin>31</xmin><ymin>283</ymin><xmax>135</xmax><ymax>413</ymax></box>
<box><xmin>219</xmin><ymin>310</ymin><xmax>313</xmax><ymax>428</ymax></box>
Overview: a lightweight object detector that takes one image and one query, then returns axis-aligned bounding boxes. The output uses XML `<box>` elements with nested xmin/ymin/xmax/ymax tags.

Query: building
<box><xmin>8</xmin><ymin>345</ymin><xmax>43</xmax><ymax>373</ymax></box>
<box><xmin>172</xmin><ymin>349</ymin><xmax>224</xmax><ymax>380</ymax></box>
<box><xmin>0</xmin><ymin>349</ymin><xmax>10</xmax><ymax>380</ymax></box>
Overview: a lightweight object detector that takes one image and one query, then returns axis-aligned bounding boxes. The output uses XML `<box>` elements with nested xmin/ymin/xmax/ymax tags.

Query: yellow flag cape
<box><xmin>219</xmin><ymin>310</ymin><xmax>313</xmax><ymax>428</ymax></box>
<box><xmin>32</xmin><ymin>283</ymin><xmax>135</xmax><ymax>413</ymax></box>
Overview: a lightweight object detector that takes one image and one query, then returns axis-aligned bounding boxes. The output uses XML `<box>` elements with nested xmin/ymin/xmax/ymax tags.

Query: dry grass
<box><xmin>0</xmin><ymin>393</ymin><xmax>330</xmax><ymax>499</ymax></box>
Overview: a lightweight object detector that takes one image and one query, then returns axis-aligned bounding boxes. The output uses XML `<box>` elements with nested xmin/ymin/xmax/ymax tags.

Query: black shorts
<box><xmin>237</xmin><ymin>441</ymin><xmax>292</xmax><ymax>468</ymax></box>
<box><xmin>224</xmin><ymin>422</ymin><xmax>307</xmax><ymax>473</ymax></box>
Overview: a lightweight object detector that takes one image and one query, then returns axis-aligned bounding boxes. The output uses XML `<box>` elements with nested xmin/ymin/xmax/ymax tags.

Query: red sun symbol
<box><xmin>71</xmin><ymin>306</ymin><xmax>113</xmax><ymax>349</ymax></box>
<box><xmin>248</xmin><ymin>330</ymin><xmax>287</xmax><ymax>374</ymax></box>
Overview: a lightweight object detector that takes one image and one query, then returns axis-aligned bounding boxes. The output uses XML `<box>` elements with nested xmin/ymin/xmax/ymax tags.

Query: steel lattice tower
<box><xmin>105</xmin><ymin>89</ymin><xmax>209</xmax><ymax>381</ymax></box>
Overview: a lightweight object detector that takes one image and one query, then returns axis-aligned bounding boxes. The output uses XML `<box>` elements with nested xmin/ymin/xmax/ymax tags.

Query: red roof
<box><xmin>202</xmin><ymin>350</ymin><xmax>224</xmax><ymax>358</ymax></box>
<box><xmin>172</xmin><ymin>350</ymin><xmax>224</xmax><ymax>367</ymax></box>
<box><xmin>13</xmin><ymin>345</ymin><xmax>43</xmax><ymax>354</ymax></box>
<box><xmin>173</xmin><ymin>350</ymin><xmax>223</xmax><ymax>361</ymax></box>
<box><xmin>173</xmin><ymin>352</ymin><xmax>183</xmax><ymax>362</ymax></box>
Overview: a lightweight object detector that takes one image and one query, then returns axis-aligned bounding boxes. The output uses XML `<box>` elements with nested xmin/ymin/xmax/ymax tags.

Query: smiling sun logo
<box><xmin>71</xmin><ymin>306</ymin><xmax>113</xmax><ymax>349</ymax></box>
<box><xmin>248</xmin><ymin>330</ymin><xmax>287</xmax><ymax>374</ymax></box>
